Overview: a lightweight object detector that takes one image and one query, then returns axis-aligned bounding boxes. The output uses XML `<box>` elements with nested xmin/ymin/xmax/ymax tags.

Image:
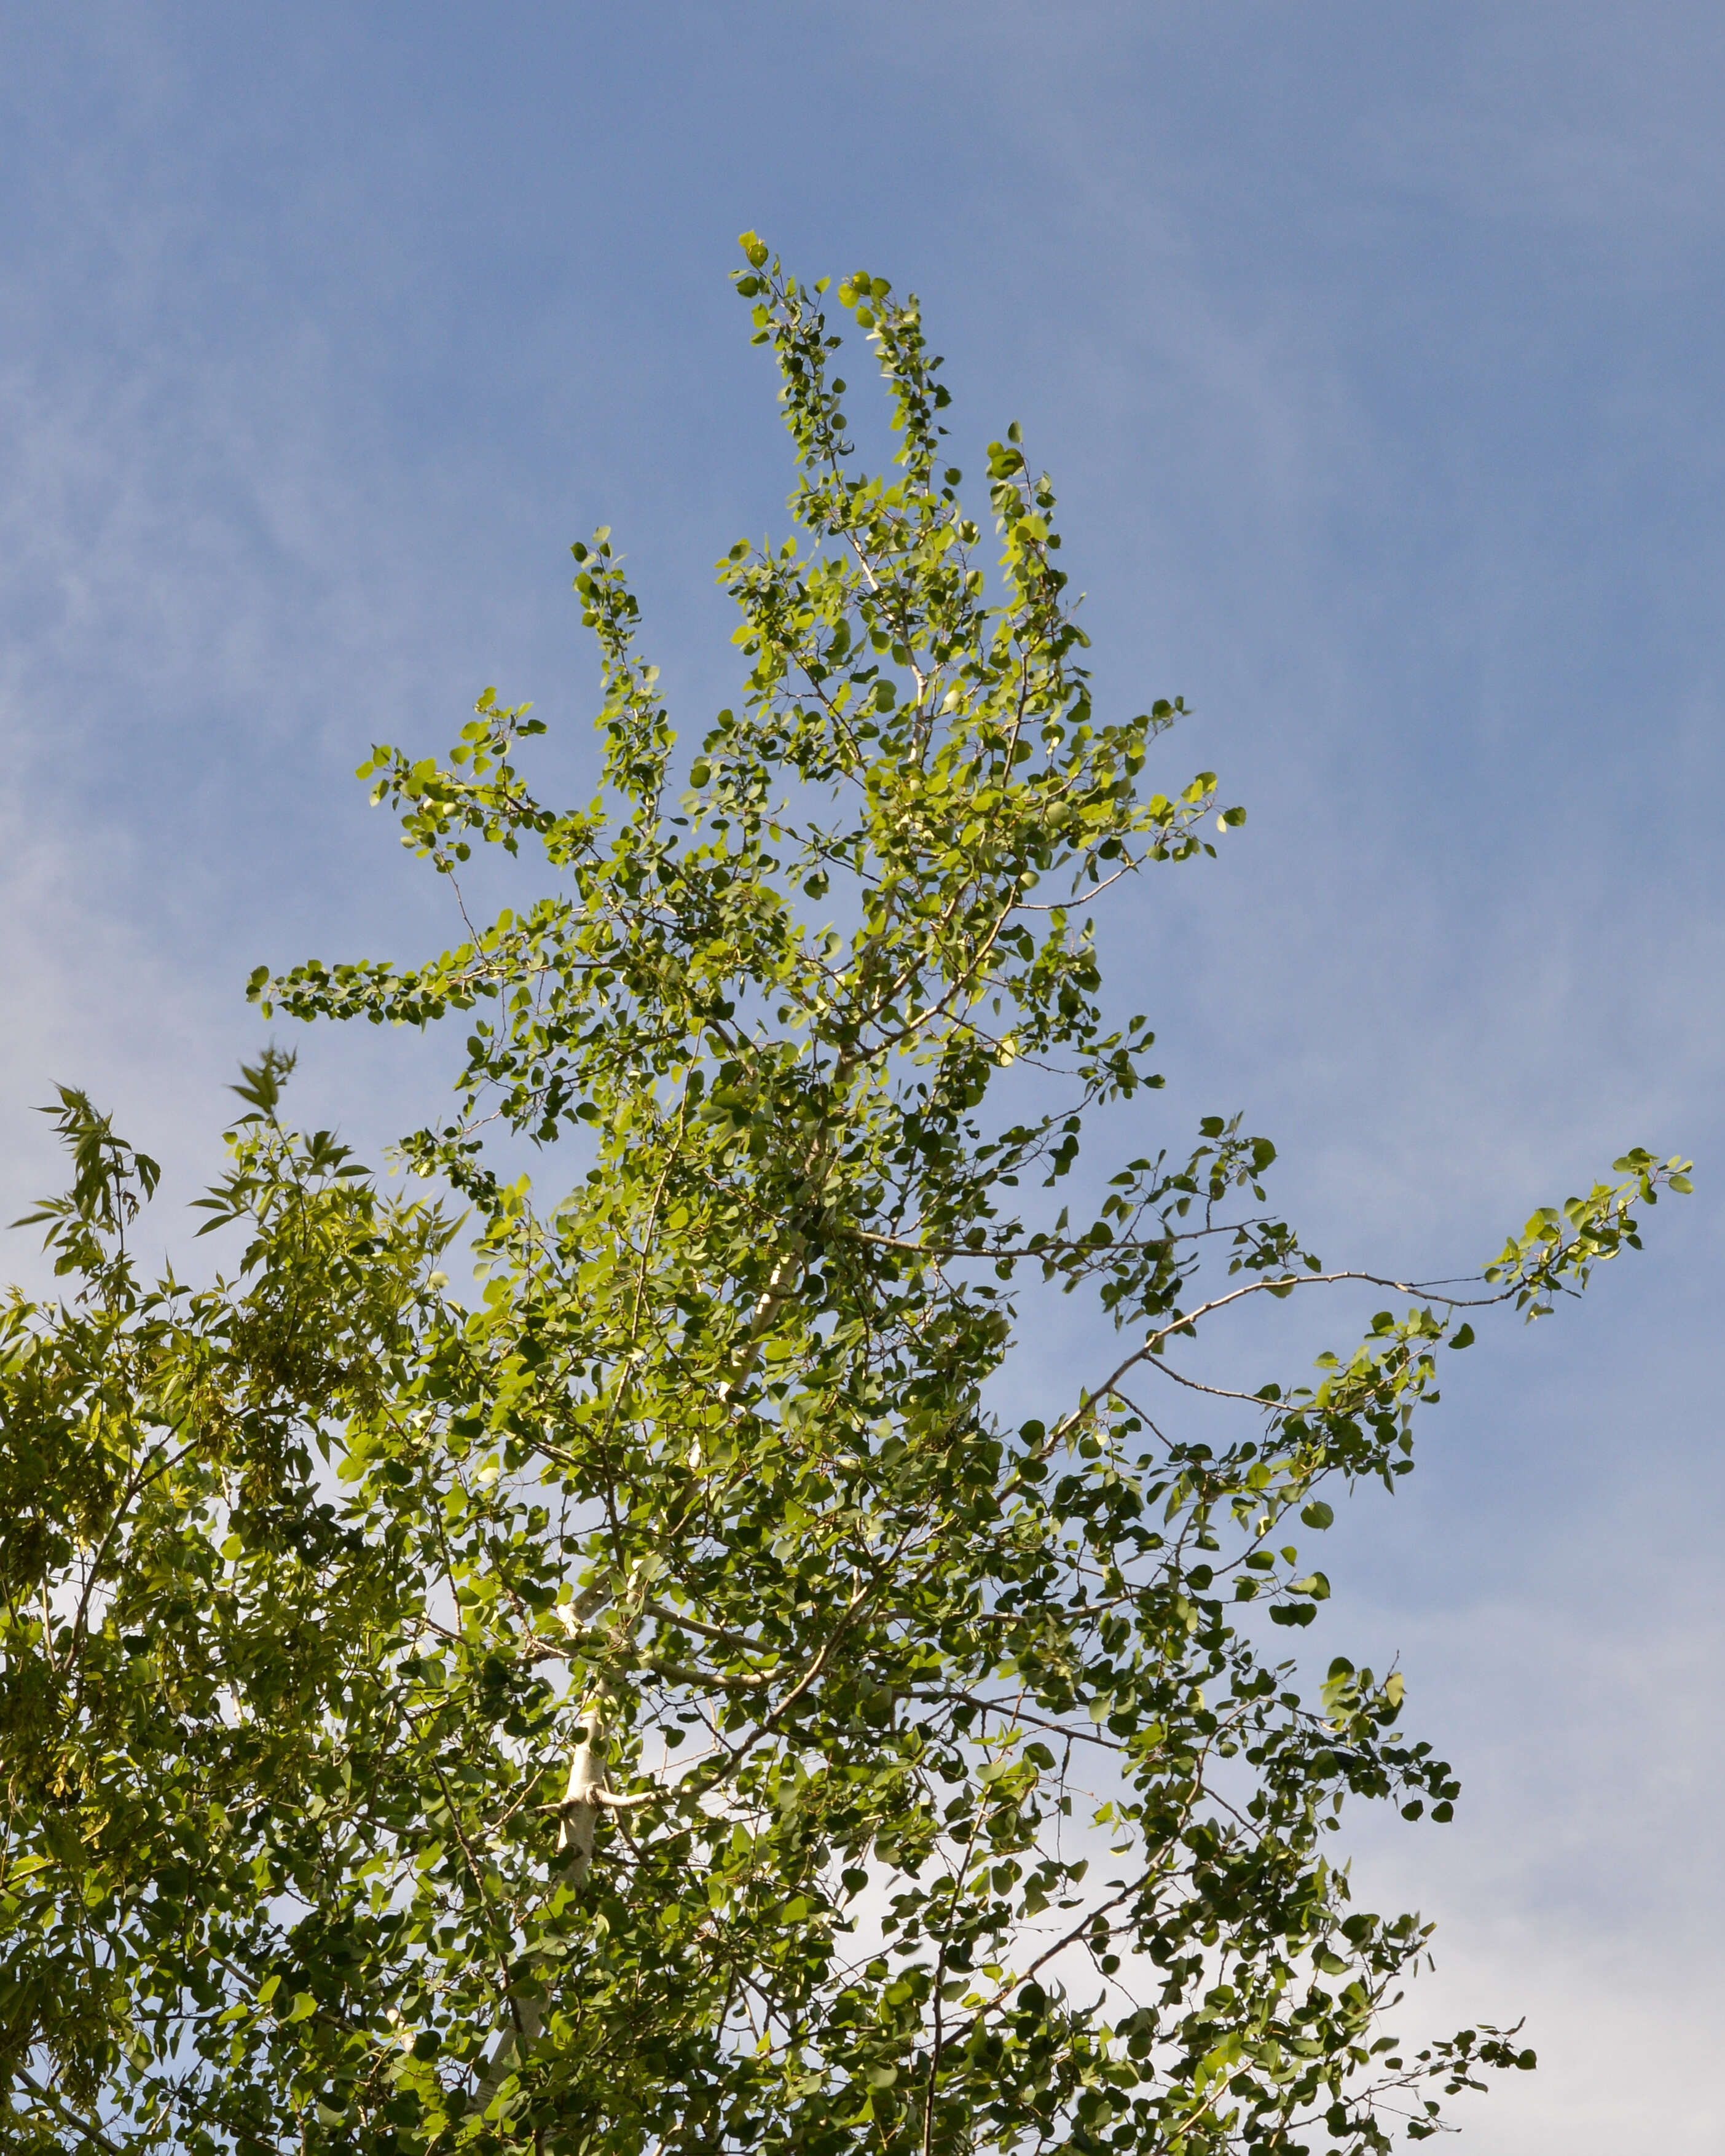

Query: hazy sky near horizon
<box><xmin>2</xmin><ymin>8</ymin><xmax>1721</xmax><ymax>2147</ymax></box>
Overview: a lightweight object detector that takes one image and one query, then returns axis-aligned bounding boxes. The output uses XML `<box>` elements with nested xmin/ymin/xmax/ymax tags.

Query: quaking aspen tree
<box><xmin>0</xmin><ymin>236</ymin><xmax>1689</xmax><ymax>2156</ymax></box>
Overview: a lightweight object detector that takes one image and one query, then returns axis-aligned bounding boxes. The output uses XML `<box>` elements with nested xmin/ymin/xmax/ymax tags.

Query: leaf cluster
<box><xmin>0</xmin><ymin>240</ymin><xmax>1688</xmax><ymax>2156</ymax></box>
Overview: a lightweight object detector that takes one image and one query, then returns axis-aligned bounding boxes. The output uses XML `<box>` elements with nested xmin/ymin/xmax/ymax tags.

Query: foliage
<box><xmin>0</xmin><ymin>236</ymin><xmax>1690</xmax><ymax>2156</ymax></box>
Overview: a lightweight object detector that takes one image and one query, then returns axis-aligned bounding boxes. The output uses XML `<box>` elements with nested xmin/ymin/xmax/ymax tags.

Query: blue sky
<box><xmin>3</xmin><ymin>7</ymin><xmax>1720</xmax><ymax>2146</ymax></box>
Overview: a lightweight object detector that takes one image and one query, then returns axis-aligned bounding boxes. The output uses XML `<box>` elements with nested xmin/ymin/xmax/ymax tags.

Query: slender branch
<box><xmin>13</xmin><ymin>2064</ymin><xmax>127</xmax><ymax>2155</ymax></box>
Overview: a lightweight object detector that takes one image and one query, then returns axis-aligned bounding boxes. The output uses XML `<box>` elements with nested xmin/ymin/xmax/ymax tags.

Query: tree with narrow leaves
<box><xmin>1</xmin><ymin>234</ymin><xmax>1689</xmax><ymax>2156</ymax></box>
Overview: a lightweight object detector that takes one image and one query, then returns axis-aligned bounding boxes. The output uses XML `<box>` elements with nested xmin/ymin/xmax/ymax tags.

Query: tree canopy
<box><xmin>1</xmin><ymin>235</ymin><xmax>1690</xmax><ymax>2156</ymax></box>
